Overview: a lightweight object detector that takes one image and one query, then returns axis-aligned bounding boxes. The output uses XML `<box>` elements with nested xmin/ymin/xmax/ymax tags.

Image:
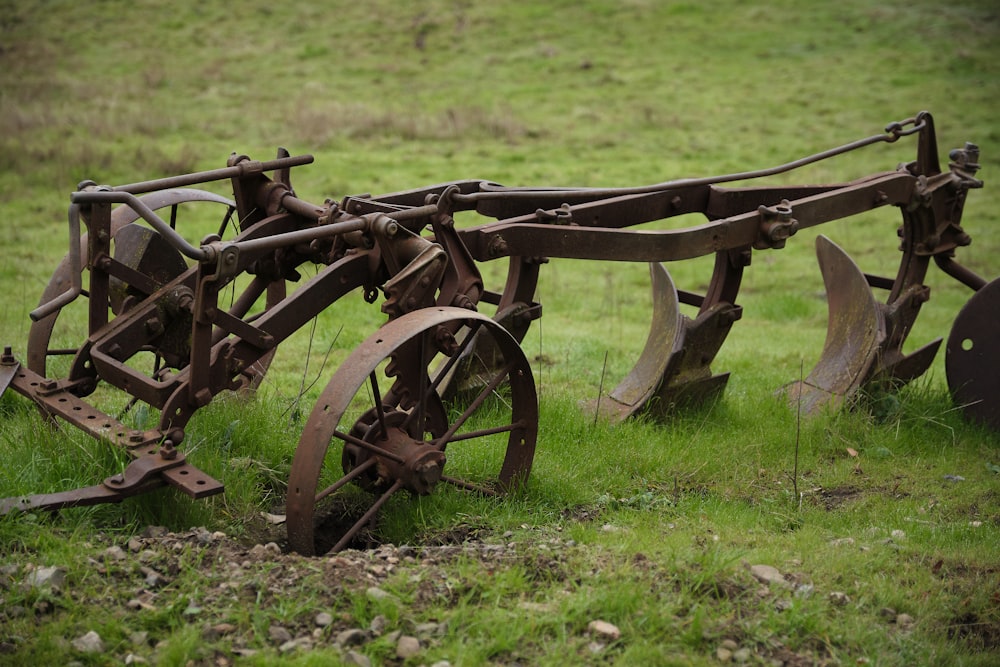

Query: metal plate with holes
<box><xmin>946</xmin><ymin>277</ymin><xmax>1000</xmax><ymax>430</ymax></box>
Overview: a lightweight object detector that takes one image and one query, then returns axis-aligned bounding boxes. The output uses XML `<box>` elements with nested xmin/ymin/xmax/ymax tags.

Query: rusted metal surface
<box><xmin>946</xmin><ymin>277</ymin><xmax>1000</xmax><ymax>431</ymax></box>
<box><xmin>287</xmin><ymin>307</ymin><xmax>537</xmax><ymax>555</ymax></box>
<box><xmin>0</xmin><ymin>111</ymin><xmax>995</xmax><ymax>554</ymax></box>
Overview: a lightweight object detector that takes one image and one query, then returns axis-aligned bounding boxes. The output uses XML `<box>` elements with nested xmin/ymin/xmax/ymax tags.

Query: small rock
<box><xmin>25</xmin><ymin>566</ymin><xmax>66</xmax><ymax>590</ymax></box>
<box><xmin>733</xmin><ymin>647</ymin><xmax>752</xmax><ymax>662</ymax></box>
<box><xmin>829</xmin><ymin>591</ymin><xmax>851</xmax><ymax>606</ymax></box>
<box><xmin>717</xmin><ymin>647</ymin><xmax>733</xmax><ymax>662</ymax></box>
<box><xmin>142</xmin><ymin>526</ymin><xmax>167</xmax><ymax>538</ymax></box>
<box><xmin>720</xmin><ymin>639</ymin><xmax>739</xmax><ymax>651</ymax></box>
<box><xmin>32</xmin><ymin>599</ymin><xmax>55</xmax><ymax>615</ymax></box>
<box><xmin>336</xmin><ymin>628</ymin><xmax>368</xmax><ymax>647</ymax></box>
<box><xmin>366</xmin><ymin>586</ymin><xmax>399</xmax><ymax>604</ymax></box>
<box><xmin>124</xmin><ymin>654</ymin><xmax>148</xmax><ymax>665</ymax></box>
<box><xmin>130</xmin><ymin>631</ymin><xmax>149</xmax><ymax>646</ymax></box>
<box><xmin>71</xmin><ymin>631</ymin><xmax>104</xmax><ymax>653</ymax></box>
<box><xmin>204</xmin><ymin>623</ymin><xmax>236</xmax><ymax>640</ymax></box>
<box><xmin>104</xmin><ymin>546</ymin><xmax>127</xmax><ymax>561</ymax></box>
<box><xmin>895</xmin><ymin>613</ymin><xmax>915</xmax><ymax>629</ymax></box>
<box><xmin>5</xmin><ymin>605</ymin><xmax>26</xmax><ymax>618</ymax></box>
<box><xmin>415</xmin><ymin>621</ymin><xmax>445</xmax><ymax>638</ymax></box>
<box><xmin>943</xmin><ymin>475</ymin><xmax>965</xmax><ymax>482</ymax></box>
<box><xmin>315</xmin><ymin>612</ymin><xmax>333</xmax><ymax>627</ymax></box>
<box><xmin>344</xmin><ymin>650</ymin><xmax>371</xmax><ymax>667</ymax></box>
<box><xmin>890</xmin><ymin>529</ymin><xmax>906</xmax><ymax>540</ymax></box>
<box><xmin>828</xmin><ymin>537</ymin><xmax>855</xmax><ymax>547</ymax></box>
<box><xmin>140</xmin><ymin>567</ymin><xmax>166</xmax><ymax>588</ymax></box>
<box><xmin>430</xmin><ymin>662</ymin><xmax>452</xmax><ymax>667</ymax></box>
<box><xmin>268</xmin><ymin>625</ymin><xmax>293</xmax><ymax>644</ymax></box>
<box><xmin>749</xmin><ymin>564</ymin><xmax>789</xmax><ymax>588</ymax></box>
<box><xmin>588</xmin><ymin>641</ymin><xmax>606</xmax><ymax>653</ymax></box>
<box><xmin>879</xmin><ymin>607</ymin><xmax>897</xmax><ymax>620</ymax></box>
<box><xmin>127</xmin><ymin>538</ymin><xmax>143</xmax><ymax>552</ymax></box>
<box><xmin>248</xmin><ymin>543</ymin><xmax>281</xmax><ymax>561</ymax></box>
<box><xmin>794</xmin><ymin>584</ymin><xmax>814</xmax><ymax>598</ymax></box>
<box><xmin>396</xmin><ymin>635</ymin><xmax>421</xmax><ymax>659</ymax></box>
<box><xmin>587</xmin><ymin>619</ymin><xmax>621</xmax><ymax>641</ymax></box>
<box><xmin>279</xmin><ymin>637</ymin><xmax>311</xmax><ymax>653</ymax></box>
<box><xmin>774</xmin><ymin>599</ymin><xmax>793</xmax><ymax>611</ymax></box>
<box><xmin>369</xmin><ymin>615</ymin><xmax>387</xmax><ymax>636</ymax></box>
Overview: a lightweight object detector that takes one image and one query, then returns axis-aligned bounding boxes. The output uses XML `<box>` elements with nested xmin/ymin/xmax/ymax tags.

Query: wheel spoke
<box><xmin>440</xmin><ymin>475</ymin><xmax>498</xmax><ymax>496</ymax></box>
<box><xmin>428</xmin><ymin>321</ymin><xmax>485</xmax><ymax>393</ymax></box>
<box><xmin>433</xmin><ymin>419</ymin><xmax>525</xmax><ymax>445</ymax></box>
<box><xmin>413</xmin><ymin>330</ymin><xmax>427</xmax><ymax>439</ymax></box>
<box><xmin>315</xmin><ymin>457</ymin><xmax>377</xmax><ymax>503</ymax></box>
<box><xmin>369</xmin><ymin>371</ymin><xmax>389</xmax><ymax>440</ymax></box>
<box><xmin>330</xmin><ymin>479</ymin><xmax>404</xmax><ymax>552</ymax></box>
<box><xmin>46</xmin><ymin>348</ymin><xmax>81</xmax><ymax>356</ymax></box>
<box><xmin>436</xmin><ymin>362</ymin><xmax>513</xmax><ymax>448</ymax></box>
<box><xmin>399</xmin><ymin>320</ymin><xmax>485</xmax><ymax>435</ymax></box>
<box><xmin>331</xmin><ymin>429</ymin><xmax>406</xmax><ymax>464</ymax></box>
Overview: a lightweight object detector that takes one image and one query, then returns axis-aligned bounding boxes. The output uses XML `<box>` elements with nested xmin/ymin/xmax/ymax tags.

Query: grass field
<box><xmin>1</xmin><ymin>1</ymin><xmax>999</xmax><ymax>665</ymax></box>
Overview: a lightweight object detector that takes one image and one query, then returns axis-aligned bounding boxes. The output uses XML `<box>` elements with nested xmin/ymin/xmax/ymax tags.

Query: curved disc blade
<box><xmin>585</xmin><ymin>262</ymin><xmax>683</xmax><ymax>422</ymax></box>
<box><xmin>946</xmin><ymin>277</ymin><xmax>1000</xmax><ymax>431</ymax></box>
<box><xmin>786</xmin><ymin>235</ymin><xmax>884</xmax><ymax>413</ymax></box>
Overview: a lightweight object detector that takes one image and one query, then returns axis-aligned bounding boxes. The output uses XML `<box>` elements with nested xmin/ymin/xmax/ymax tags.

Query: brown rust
<box><xmin>0</xmin><ymin>112</ymin><xmax>995</xmax><ymax>554</ymax></box>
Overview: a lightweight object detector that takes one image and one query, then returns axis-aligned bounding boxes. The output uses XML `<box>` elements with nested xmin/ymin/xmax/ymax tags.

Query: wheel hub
<box><xmin>376</xmin><ymin>426</ymin><xmax>446</xmax><ymax>495</ymax></box>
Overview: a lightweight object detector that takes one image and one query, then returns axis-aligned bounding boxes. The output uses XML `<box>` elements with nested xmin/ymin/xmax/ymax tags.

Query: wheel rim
<box><xmin>287</xmin><ymin>307</ymin><xmax>538</xmax><ymax>555</ymax></box>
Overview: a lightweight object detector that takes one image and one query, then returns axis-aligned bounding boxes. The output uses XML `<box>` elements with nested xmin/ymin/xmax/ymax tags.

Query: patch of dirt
<box><xmin>813</xmin><ymin>485</ymin><xmax>862</xmax><ymax>510</ymax></box>
<box><xmin>947</xmin><ymin>612</ymin><xmax>1000</xmax><ymax>650</ymax></box>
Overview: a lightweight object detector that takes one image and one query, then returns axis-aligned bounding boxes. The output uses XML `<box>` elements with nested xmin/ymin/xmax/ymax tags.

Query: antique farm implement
<box><xmin>0</xmin><ymin>111</ymin><xmax>995</xmax><ymax>554</ymax></box>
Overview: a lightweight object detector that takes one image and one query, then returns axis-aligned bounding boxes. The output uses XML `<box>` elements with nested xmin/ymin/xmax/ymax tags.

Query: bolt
<box><xmin>159</xmin><ymin>440</ymin><xmax>178</xmax><ymax>460</ymax></box>
<box><xmin>145</xmin><ymin>317</ymin><xmax>164</xmax><ymax>337</ymax></box>
<box><xmin>1</xmin><ymin>346</ymin><xmax>14</xmax><ymax>365</ymax></box>
<box><xmin>488</xmin><ymin>236</ymin><xmax>509</xmax><ymax>258</ymax></box>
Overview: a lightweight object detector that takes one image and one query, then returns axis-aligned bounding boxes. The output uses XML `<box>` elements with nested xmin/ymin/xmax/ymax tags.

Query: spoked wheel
<box><xmin>287</xmin><ymin>306</ymin><xmax>538</xmax><ymax>556</ymax></box>
<box><xmin>27</xmin><ymin>191</ymin><xmax>283</xmax><ymax>397</ymax></box>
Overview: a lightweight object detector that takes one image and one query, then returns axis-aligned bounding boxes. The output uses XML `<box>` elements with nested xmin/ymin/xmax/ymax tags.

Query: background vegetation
<box><xmin>1</xmin><ymin>0</ymin><xmax>998</xmax><ymax>665</ymax></box>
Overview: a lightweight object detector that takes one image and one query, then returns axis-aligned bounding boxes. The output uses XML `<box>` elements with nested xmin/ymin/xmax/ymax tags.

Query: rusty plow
<box><xmin>1</xmin><ymin>112</ymin><xmax>996</xmax><ymax>554</ymax></box>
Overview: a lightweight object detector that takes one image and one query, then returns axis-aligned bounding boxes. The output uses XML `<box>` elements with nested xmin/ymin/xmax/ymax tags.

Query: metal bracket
<box><xmin>754</xmin><ymin>200</ymin><xmax>799</xmax><ymax>250</ymax></box>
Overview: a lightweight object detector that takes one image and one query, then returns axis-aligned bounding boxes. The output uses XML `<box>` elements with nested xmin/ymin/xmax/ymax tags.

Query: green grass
<box><xmin>2</xmin><ymin>0</ymin><xmax>1000</xmax><ymax>664</ymax></box>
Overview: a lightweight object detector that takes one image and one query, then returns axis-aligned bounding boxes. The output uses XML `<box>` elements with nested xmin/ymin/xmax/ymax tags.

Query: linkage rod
<box><xmin>453</xmin><ymin>114</ymin><xmax>927</xmax><ymax>204</ymax></box>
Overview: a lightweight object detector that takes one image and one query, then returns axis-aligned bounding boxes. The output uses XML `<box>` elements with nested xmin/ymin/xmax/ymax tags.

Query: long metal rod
<box><xmin>452</xmin><ymin>114</ymin><xmax>927</xmax><ymax>203</ymax></box>
<box><xmin>111</xmin><ymin>154</ymin><xmax>314</xmax><ymax>195</ymax></box>
<box><xmin>29</xmin><ymin>205</ymin><xmax>83</xmax><ymax>321</ymax></box>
